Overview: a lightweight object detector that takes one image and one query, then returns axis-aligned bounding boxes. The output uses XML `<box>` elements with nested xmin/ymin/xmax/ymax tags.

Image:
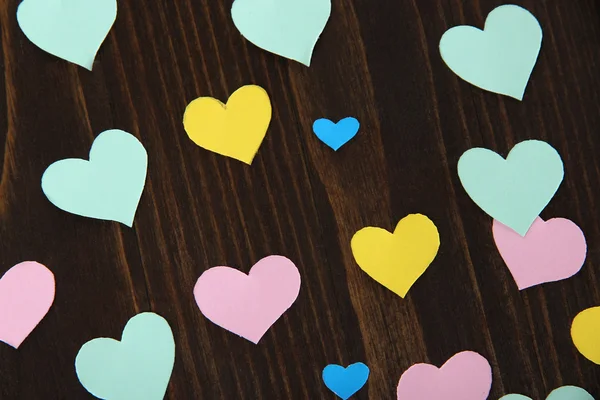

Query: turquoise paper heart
<box><xmin>322</xmin><ymin>362</ymin><xmax>370</xmax><ymax>399</ymax></box>
<box><xmin>313</xmin><ymin>117</ymin><xmax>360</xmax><ymax>151</ymax></box>
<box><xmin>458</xmin><ymin>140</ymin><xmax>563</xmax><ymax>236</ymax></box>
<box><xmin>41</xmin><ymin>129</ymin><xmax>147</xmax><ymax>227</ymax></box>
<box><xmin>439</xmin><ymin>5</ymin><xmax>542</xmax><ymax>100</ymax></box>
<box><xmin>231</xmin><ymin>0</ymin><xmax>331</xmax><ymax>66</ymax></box>
<box><xmin>500</xmin><ymin>385</ymin><xmax>594</xmax><ymax>400</ymax></box>
<box><xmin>17</xmin><ymin>0</ymin><xmax>117</xmax><ymax>70</ymax></box>
<box><xmin>75</xmin><ymin>312</ymin><xmax>175</xmax><ymax>400</ymax></box>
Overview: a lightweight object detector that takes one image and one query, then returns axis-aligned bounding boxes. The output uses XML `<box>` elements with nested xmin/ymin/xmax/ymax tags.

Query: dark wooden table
<box><xmin>1</xmin><ymin>0</ymin><xmax>600</xmax><ymax>398</ymax></box>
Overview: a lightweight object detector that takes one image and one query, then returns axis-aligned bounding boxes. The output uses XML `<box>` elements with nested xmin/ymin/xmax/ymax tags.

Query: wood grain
<box><xmin>1</xmin><ymin>0</ymin><xmax>600</xmax><ymax>398</ymax></box>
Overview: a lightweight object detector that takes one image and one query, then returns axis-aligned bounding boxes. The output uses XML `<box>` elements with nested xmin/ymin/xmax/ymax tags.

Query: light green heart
<box><xmin>75</xmin><ymin>312</ymin><xmax>175</xmax><ymax>400</ymax></box>
<box><xmin>458</xmin><ymin>140</ymin><xmax>563</xmax><ymax>236</ymax></box>
<box><xmin>17</xmin><ymin>0</ymin><xmax>117</xmax><ymax>70</ymax></box>
<box><xmin>231</xmin><ymin>0</ymin><xmax>331</xmax><ymax>66</ymax></box>
<box><xmin>41</xmin><ymin>129</ymin><xmax>147</xmax><ymax>227</ymax></box>
<box><xmin>440</xmin><ymin>4</ymin><xmax>542</xmax><ymax>100</ymax></box>
<box><xmin>500</xmin><ymin>385</ymin><xmax>594</xmax><ymax>400</ymax></box>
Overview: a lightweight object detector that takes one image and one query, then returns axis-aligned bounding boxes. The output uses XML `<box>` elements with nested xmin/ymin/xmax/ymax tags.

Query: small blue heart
<box><xmin>322</xmin><ymin>362</ymin><xmax>369</xmax><ymax>399</ymax></box>
<box><xmin>312</xmin><ymin>117</ymin><xmax>359</xmax><ymax>151</ymax></box>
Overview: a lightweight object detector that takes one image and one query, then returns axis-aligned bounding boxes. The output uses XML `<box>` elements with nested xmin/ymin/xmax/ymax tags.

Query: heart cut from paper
<box><xmin>75</xmin><ymin>312</ymin><xmax>175</xmax><ymax>400</ymax></box>
<box><xmin>0</xmin><ymin>262</ymin><xmax>55</xmax><ymax>349</ymax></box>
<box><xmin>439</xmin><ymin>5</ymin><xmax>542</xmax><ymax>100</ymax></box>
<box><xmin>17</xmin><ymin>0</ymin><xmax>117</xmax><ymax>70</ymax></box>
<box><xmin>351</xmin><ymin>214</ymin><xmax>440</xmax><ymax>298</ymax></box>
<box><xmin>458</xmin><ymin>140</ymin><xmax>563</xmax><ymax>236</ymax></box>
<box><xmin>396</xmin><ymin>351</ymin><xmax>492</xmax><ymax>400</ymax></box>
<box><xmin>42</xmin><ymin>129</ymin><xmax>148</xmax><ymax>227</ymax></box>
<box><xmin>493</xmin><ymin>217</ymin><xmax>587</xmax><ymax>290</ymax></box>
<box><xmin>313</xmin><ymin>117</ymin><xmax>360</xmax><ymax>151</ymax></box>
<box><xmin>571</xmin><ymin>306</ymin><xmax>600</xmax><ymax>365</ymax></box>
<box><xmin>500</xmin><ymin>385</ymin><xmax>594</xmax><ymax>400</ymax></box>
<box><xmin>194</xmin><ymin>255</ymin><xmax>301</xmax><ymax>343</ymax></box>
<box><xmin>231</xmin><ymin>0</ymin><xmax>331</xmax><ymax>66</ymax></box>
<box><xmin>322</xmin><ymin>362</ymin><xmax>370</xmax><ymax>400</ymax></box>
<box><xmin>183</xmin><ymin>85</ymin><xmax>272</xmax><ymax>164</ymax></box>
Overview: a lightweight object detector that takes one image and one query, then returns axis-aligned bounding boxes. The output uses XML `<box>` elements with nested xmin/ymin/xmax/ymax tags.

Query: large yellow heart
<box><xmin>183</xmin><ymin>85</ymin><xmax>272</xmax><ymax>164</ymax></box>
<box><xmin>351</xmin><ymin>214</ymin><xmax>440</xmax><ymax>298</ymax></box>
<box><xmin>571</xmin><ymin>306</ymin><xmax>600</xmax><ymax>364</ymax></box>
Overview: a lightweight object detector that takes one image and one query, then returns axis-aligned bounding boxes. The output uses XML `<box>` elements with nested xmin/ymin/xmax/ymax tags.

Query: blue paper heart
<box><xmin>312</xmin><ymin>117</ymin><xmax>359</xmax><ymax>151</ymax></box>
<box><xmin>322</xmin><ymin>362</ymin><xmax>369</xmax><ymax>399</ymax></box>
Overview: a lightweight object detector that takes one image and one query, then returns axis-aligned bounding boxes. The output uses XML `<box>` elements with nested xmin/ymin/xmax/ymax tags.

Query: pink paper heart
<box><xmin>193</xmin><ymin>255</ymin><xmax>301</xmax><ymax>344</ymax></box>
<box><xmin>0</xmin><ymin>261</ymin><xmax>55</xmax><ymax>348</ymax></box>
<box><xmin>396</xmin><ymin>351</ymin><xmax>492</xmax><ymax>400</ymax></box>
<box><xmin>493</xmin><ymin>217</ymin><xmax>586</xmax><ymax>290</ymax></box>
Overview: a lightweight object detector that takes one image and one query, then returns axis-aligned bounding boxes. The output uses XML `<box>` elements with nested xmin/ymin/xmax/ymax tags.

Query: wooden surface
<box><xmin>1</xmin><ymin>0</ymin><xmax>600</xmax><ymax>398</ymax></box>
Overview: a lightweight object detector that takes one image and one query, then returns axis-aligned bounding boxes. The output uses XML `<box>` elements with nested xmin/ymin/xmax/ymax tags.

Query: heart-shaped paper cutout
<box><xmin>42</xmin><ymin>129</ymin><xmax>148</xmax><ymax>227</ymax></box>
<box><xmin>500</xmin><ymin>385</ymin><xmax>594</xmax><ymax>400</ymax></box>
<box><xmin>458</xmin><ymin>140</ymin><xmax>563</xmax><ymax>236</ymax></box>
<box><xmin>440</xmin><ymin>5</ymin><xmax>542</xmax><ymax>100</ymax></box>
<box><xmin>183</xmin><ymin>85</ymin><xmax>272</xmax><ymax>165</ymax></box>
<box><xmin>75</xmin><ymin>312</ymin><xmax>175</xmax><ymax>400</ymax></box>
<box><xmin>493</xmin><ymin>217</ymin><xmax>587</xmax><ymax>289</ymax></box>
<box><xmin>17</xmin><ymin>0</ymin><xmax>117</xmax><ymax>70</ymax></box>
<box><xmin>313</xmin><ymin>117</ymin><xmax>360</xmax><ymax>151</ymax></box>
<box><xmin>351</xmin><ymin>214</ymin><xmax>440</xmax><ymax>298</ymax></box>
<box><xmin>0</xmin><ymin>262</ymin><xmax>54</xmax><ymax>348</ymax></box>
<box><xmin>572</xmin><ymin>306</ymin><xmax>600</xmax><ymax>364</ymax></box>
<box><xmin>194</xmin><ymin>255</ymin><xmax>301</xmax><ymax>343</ymax></box>
<box><xmin>231</xmin><ymin>0</ymin><xmax>331</xmax><ymax>66</ymax></box>
<box><xmin>396</xmin><ymin>351</ymin><xmax>492</xmax><ymax>400</ymax></box>
<box><xmin>322</xmin><ymin>362</ymin><xmax>370</xmax><ymax>400</ymax></box>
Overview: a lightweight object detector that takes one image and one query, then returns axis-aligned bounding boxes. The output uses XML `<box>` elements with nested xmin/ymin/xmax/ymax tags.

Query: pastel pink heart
<box><xmin>396</xmin><ymin>351</ymin><xmax>492</xmax><ymax>400</ymax></box>
<box><xmin>193</xmin><ymin>255</ymin><xmax>301</xmax><ymax>344</ymax></box>
<box><xmin>493</xmin><ymin>217</ymin><xmax>586</xmax><ymax>290</ymax></box>
<box><xmin>0</xmin><ymin>261</ymin><xmax>55</xmax><ymax>348</ymax></box>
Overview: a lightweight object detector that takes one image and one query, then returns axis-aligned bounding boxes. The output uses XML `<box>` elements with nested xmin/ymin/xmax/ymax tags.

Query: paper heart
<box><xmin>17</xmin><ymin>0</ymin><xmax>117</xmax><ymax>70</ymax></box>
<box><xmin>183</xmin><ymin>85</ymin><xmax>272</xmax><ymax>165</ymax></box>
<box><xmin>439</xmin><ymin>5</ymin><xmax>542</xmax><ymax>100</ymax></box>
<box><xmin>322</xmin><ymin>362</ymin><xmax>370</xmax><ymax>400</ymax></box>
<box><xmin>194</xmin><ymin>255</ymin><xmax>301</xmax><ymax>343</ymax></box>
<box><xmin>0</xmin><ymin>262</ymin><xmax>54</xmax><ymax>348</ymax></box>
<box><xmin>458</xmin><ymin>140</ymin><xmax>563</xmax><ymax>236</ymax></box>
<box><xmin>500</xmin><ymin>385</ymin><xmax>594</xmax><ymax>400</ymax></box>
<box><xmin>313</xmin><ymin>117</ymin><xmax>360</xmax><ymax>151</ymax></box>
<box><xmin>493</xmin><ymin>217</ymin><xmax>587</xmax><ymax>289</ymax></box>
<box><xmin>396</xmin><ymin>351</ymin><xmax>492</xmax><ymax>400</ymax></box>
<box><xmin>572</xmin><ymin>306</ymin><xmax>600</xmax><ymax>364</ymax></box>
<box><xmin>42</xmin><ymin>129</ymin><xmax>148</xmax><ymax>226</ymax></box>
<box><xmin>231</xmin><ymin>0</ymin><xmax>331</xmax><ymax>66</ymax></box>
<box><xmin>75</xmin><ymin>312</ymin><xmax>175</xmax><ymax>400</ymax></box>
<box><xmin>351</xmin><ymin>214</ymin><xmax>440</xmax><ymax>298</ymax></box>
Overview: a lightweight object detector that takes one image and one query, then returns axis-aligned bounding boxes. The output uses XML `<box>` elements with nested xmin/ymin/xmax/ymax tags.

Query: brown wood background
<box><xmin>0</xmin><ymin>0</ymin><xmax>600</xmax><ymax>398</ymax></box>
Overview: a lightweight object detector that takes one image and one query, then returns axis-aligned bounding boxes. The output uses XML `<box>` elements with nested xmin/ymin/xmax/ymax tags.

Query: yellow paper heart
<box><xmin>183</xmin><ymin>85</ymin><xmax>272</xmax><ymax>164</ymax></box>
<box><xmin>351</xmin><ymin>214</ymin><xmax>440</xmax><ymax>297</ymax></box>
<box><xmin>571</xmin><ymin>306</ymin><xmax>600</xmax><ymax>364</ymax></box>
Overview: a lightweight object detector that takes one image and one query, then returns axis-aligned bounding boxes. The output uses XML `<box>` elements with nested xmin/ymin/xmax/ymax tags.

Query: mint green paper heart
<box><xmin>41</xmin><ymin>129</ymin><xmax>147</xmax><ymax>227</ymax></box>
<box><xmin>500</xmin><ymin>385</ymin><xmax>594</xmax><ymax>400</ymax></box>
<box><xmin>458</xmin><ymin>140</ymin><xmax>563</xmax><ymax>236</ymax></box>
<box><xmin>439</xmin><ymin>5</ymin><xmax>542</xmax><ymax>100</ymax></box>
<box><xmin>17</xmin><ymin>0</ymin><xmax>117</xmax><ymax>70</ymax></box>
<box><xmin>75</xmin><ymin>312</ymin><xmax>175</xmax><ymax>400</ymax></box>
<box><xmin>231</xmin><ymin>0</ymin><xmax>331</xmax><ymax>66</ymax></box>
